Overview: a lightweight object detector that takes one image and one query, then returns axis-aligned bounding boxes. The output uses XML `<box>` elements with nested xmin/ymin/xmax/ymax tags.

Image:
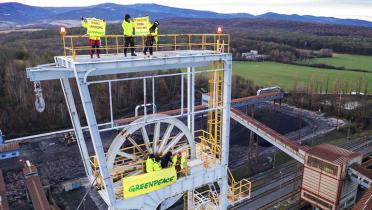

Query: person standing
<box><xmin>122</xmin><ymin>14</ymin><xmax>137</xmax><ymax>57</ymax></box>
<box><xmin>81</xmin><ymin>17</ymin><xmax>103</xmax><ymax>59</ymax></box>
<box><xmin>172</xmin><ymin>151</ymin><xmax>186</xmax><ymax>177</ymax></box>
<box><xmin>143</xmin><ymin>20</ymin><xmax>159</xmax><ymax>58</ymax></box>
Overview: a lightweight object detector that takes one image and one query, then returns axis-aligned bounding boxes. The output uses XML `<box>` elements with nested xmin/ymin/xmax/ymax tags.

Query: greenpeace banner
<box><xmin>133</xmin><ymin>16</ymin><xmax>150</xmax><ymax>36</ymax></box>
<box><xmin>122</xmin><ymin>167</ymin><xmax>177</xmax><ymax>198</ymax></box>
<box><xmin>86</xmin><ymin>18</ymin><xmax>106</xmax><ymax>37</ymax></box>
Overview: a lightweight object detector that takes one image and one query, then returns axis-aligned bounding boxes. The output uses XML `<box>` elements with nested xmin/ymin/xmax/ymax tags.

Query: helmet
<box><xmin>125</xmin><ymin>14</ymin><xmax>131</xmax><ymax>20</ymax></box>
<box><xmin>154</xmin><ymin>21</ymin><xmax>159</xmax><ymax>26</ymax></box>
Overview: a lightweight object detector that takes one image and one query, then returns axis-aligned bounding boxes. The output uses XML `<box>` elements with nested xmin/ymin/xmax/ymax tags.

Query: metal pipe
<box><xmin>87</xmin><ymin>68</ymin><xmax>224</xmax><ymax>85</ymax></box>
<box><xmin>181</xmin><ymin>74</ymin><xmax>184</xmax><ymax>115</ymax></box>
<box><xmin>143</xmin><ymin>78</ymin><xmax>147</xmax><ymax>120</ymax></box>
<box><xmin>135</xmin><ymin>103</ymin><xmax>157</xmax><ymax>117</ymax></box>
<box><xmin>109</xmin><ymin>81</ymin><xmax>113</xmax><ymax>127</ymax></box>
<box><xmin>5</xmin><ymin>122</ymin><xmax>111</xmax><ymax>144</ymax></box>
<box><xmin>152</xmin><ymin>77</ymin><xmax>156</xmax><ymax>120</ymax></box>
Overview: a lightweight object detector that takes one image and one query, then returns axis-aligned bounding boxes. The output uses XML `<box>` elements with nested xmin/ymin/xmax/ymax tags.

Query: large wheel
<box><xmin>106</xmin><ymin>114</ymin><xmax>195</xmax><ymax>177</ymax></box>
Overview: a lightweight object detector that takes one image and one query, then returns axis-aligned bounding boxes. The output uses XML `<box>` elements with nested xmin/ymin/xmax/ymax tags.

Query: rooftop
<box><xmin>306</xmin><ymin>143</ymin><xmax>362</xmax><ymax>165</ymax></box>
<box><xmin>353</xmin><ymin>186</ymin><xmax>372</xmax><ymax>210</ymax></box>
<box><xmin>0</xmin><ymin>142</ymin><xmax>19</xmax><ymax>153</ymax></box>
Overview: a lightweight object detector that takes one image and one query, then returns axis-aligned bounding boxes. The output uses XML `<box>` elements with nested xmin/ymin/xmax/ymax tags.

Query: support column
<box><xmin>187</xmin><ymin>67</ymin><xmax>194</xmax><ymax>132</ymax></box>
<box><xmin>187</xmin><ymin>67</ymin><xmax>196</xmax><ymax>158</ymax></box>
<box><xmin>220</xmin><ymin>58</ymin><xmax>232</xmax><ymax>209</ymax></box>
<box><xmin>73</xmin><ymin>75</ymin><xmax>116</xmax><ymax>207</ymax></box>
<box><xmin>60</xmin><ymin>78</ymin><xmax>93</xmax><ymax>177</ymax></box>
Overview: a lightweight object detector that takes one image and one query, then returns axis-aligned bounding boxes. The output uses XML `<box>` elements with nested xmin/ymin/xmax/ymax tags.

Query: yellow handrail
<box><xmin>60</xmin><ymin>33</ymin><xmax>230</xmax><ymax>59</ymax></box>
<box><xmin>227</xmin><ymin>167</ymin><xmax>252</xmax><ymax>204</ymax></box>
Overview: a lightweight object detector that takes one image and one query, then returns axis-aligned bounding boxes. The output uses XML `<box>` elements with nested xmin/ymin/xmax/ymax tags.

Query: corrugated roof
<box><xmin>0</xmin><ymin>143</ymin><xmax>19</xmax><ymax>153</ymax></box>
<box><xmin>350</xmin><ymin>163</ymin><xmax>372</xmax><ymax>180</ymax></box>
<box><xmin>23</xmin><ymin>165</ymin><xmax>50</xmax><ymax>210</ymax></box>
<box><xmin>306</xmin><ymin>144</ymin><xmax>361</xmax><ymax>165</ymax></box>
<box><xmin>353</xmin><ymin>187</ymin><xmax>372</xmax><ymax>210</ymax></box>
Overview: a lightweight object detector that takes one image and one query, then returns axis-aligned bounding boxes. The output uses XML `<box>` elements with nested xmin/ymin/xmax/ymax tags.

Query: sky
<box><xmin>2</xmin><ymin>0</ymin><xmax>372</xmax><ymax>21</ymax></box>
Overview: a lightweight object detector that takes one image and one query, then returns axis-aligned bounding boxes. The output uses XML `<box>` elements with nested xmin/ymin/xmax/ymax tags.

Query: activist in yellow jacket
<box><xmin>172</xmin><ymin>152</ymin><xmax>186</xmax><ymax>169</ymax></box>
<box><xmin>146</xmin><ymin>154</ymin><xmax>155</xmax><ymax>173</ymax></box>
<box><xmin>122</xmin><ymin>20</ymin><xmax>134</xmax><ymax>37</ymax></box>
<box><xmin>122</xmin><ymin>14</ymin><xmax>136</xmax><ymax>56</ymax></box>
<box><xmin>81</xmin><ymin>17</ymin><xmax>104</xmax><ymax>58</ymax></box>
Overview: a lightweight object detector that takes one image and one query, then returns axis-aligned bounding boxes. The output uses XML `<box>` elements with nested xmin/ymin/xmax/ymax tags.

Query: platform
<box><xmin>27</xmin><ymin>50</ymin><xmax>231</xmax><ymax>82</ymax></box>
<box><xmin>25</xmin><ymin>33</ymin><xmax>240</xmax><ymax>209</ymax></box>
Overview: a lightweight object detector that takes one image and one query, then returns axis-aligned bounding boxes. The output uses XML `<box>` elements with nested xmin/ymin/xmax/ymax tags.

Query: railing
<box><xmin>195</xmin><ymin>130</ymin><xmax>221</xmax><ymax>167</ymax></box>
<box><xmin>61</xmin><ymin>33</ymin><xmax>230</xmax><ymax>59</ymax></box>
<box><xmin>227</xmin><ymin>168</ymin><xmax>252</xmax><ymax>205</ymax></box>
<box><xmin>193</xmin><ymin>190</ymin><xmax>220</xmax><ymax>209</ymax></box>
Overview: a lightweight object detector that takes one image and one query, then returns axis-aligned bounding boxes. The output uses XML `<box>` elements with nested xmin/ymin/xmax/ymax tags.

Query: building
<box><xmin>241</xmin><ymin>50</ymin><xmax>270</xmax><ymax>61</ymax></box>
<box><xmin>301</xmin><ymin>144</ymin><xmax>363</xmax><ymax>210</ymax></box>
<box><xmin>0</xmin><ymin>142</ymin><xmax>20</xmax><ymax>160</ymax></box>
<box><xmin>353</xmin><ymin>186</ymin><xmax>372</xmax><ymax>210</ymax></box>
<box><xmin>23</xmin><ymin>161</ymin><xmax>58</xmax><ymax>210</ymax></box>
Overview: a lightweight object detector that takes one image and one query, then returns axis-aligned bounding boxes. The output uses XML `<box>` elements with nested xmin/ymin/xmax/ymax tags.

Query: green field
<box><xmin>233</xmin><ymin>61</ymin><xmax>372</xmax><ymax>92</ymax></box>
<box><xmin>299</xmin><ymin>54</ymin><xmax>372</xmax><ymax>72</ymax></box>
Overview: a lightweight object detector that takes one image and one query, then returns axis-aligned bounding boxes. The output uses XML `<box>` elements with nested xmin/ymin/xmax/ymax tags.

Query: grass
<box><xmin>298</xmin><ymin>54</ymin><xmax>372</xmax><ymax>72</ymax></box>
<box><xmin>233</xmin><ymin>60</ymin><xmax>372</xmax><ymax>92</ymax></box>
<box><xmin>312</xmin><ymin>126</ymin><xmax>372</xmax><ymax>146</ymax></box>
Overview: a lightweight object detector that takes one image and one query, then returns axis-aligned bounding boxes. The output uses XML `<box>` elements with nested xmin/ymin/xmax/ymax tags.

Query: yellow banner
<box><xmin>133</xmin><ymin>16</ymin><xmax>150</xmax><ymax>36</ymax></box>
<box><xmin>87</xmin><ymin>18</ymin><xmax>106</xmax><ymax>37</ymax></box>
<box><xmin>122</xmin><ymin>167</ymin><xmax>177</xmax><ymax>198</ymax></box>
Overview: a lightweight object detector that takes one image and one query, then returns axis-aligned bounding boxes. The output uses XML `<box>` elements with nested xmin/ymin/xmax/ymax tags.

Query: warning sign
<box><xmin>133</xmin><ymin>16</ymin><xmax>150</xmax><ymax>36</ymax></box>
<box><xmin>86</xmin><ymin>18</ymin><xmax>106</xmax><ymax>37</ymax></box>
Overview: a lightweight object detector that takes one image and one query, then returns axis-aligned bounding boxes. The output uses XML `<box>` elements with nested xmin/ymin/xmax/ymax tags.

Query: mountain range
<box><xmin>1</xmin><ymin>2</ymin><xmax>372</xmax><ymax>29</ymax></box>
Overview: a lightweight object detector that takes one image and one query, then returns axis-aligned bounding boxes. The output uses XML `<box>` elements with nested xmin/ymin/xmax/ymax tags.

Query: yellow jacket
<box><xmin>81</xmin><ymin>20</ymin><xmax>100</xmax><ymax>40</ymax></box>
<box><xmin>146</xmin><ymin>157</ymin><xmax>154</xmax><ymax>173</ymax></box>
<box><xmin>153</xmin><ymin>161</ymin><xmax>162</xmax><ymax>171</ymax></box>
<box><xmin>172</xmin><ymin>155</ymin><xmax>186</xmax><ymax>169</ymax></box>
<box><xmin>122</xmin><ymin>20</ymin><xmax>134</xmax><ymax>36</ymax></box>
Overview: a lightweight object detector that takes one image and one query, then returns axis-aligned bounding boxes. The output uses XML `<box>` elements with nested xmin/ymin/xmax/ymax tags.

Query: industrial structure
<box><xmin>0</xmin><ymin>29</ymin><xmax>366</xmax><ymax>210</ymax></box>
<box><xmin>25</xmin><ymin>32</ymin><xmax>254</xmax><ymax>209</ymax></box>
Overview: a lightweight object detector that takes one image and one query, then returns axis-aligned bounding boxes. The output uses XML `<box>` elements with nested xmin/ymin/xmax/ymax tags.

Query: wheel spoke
<box><xmin>162</xmin><ymin>132</ymin><xmax>185</xmax><ymax>155</ymax></box>
<box><xmin>141</xmin><ymin>126</ymin><xmax>153</xmax><ymax>154</ymax></box>
<box><xmin>158</xmin><ymin>124</ymin><xmax>174</xmax><ymax>153</ymax></box>
<box><xmin>127</xmin><ymin>134</ymin><xmax>145</xmax><ymax>155</ymax></box>
<box><xmin>152</xmin><ymin>122</ymin><xmax>161</xmax><ymax>153</ymax></box>
<box><xmin>117</xmin><ymin>151</ymin><xmax>137</xmax><ymax>160</ymax></box>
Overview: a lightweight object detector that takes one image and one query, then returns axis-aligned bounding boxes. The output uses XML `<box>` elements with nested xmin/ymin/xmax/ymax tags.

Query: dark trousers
<box><xmin>124</xmin><ymin>36</ymin><xmax>135</xmax><ymax>56</ymax></box>
<box><xmin>144</xmin><ymin>36</ymin><xmax>155</xmax><ymax>55</ymax></box>
<box><xmin>89</xmin><ymin>39</ymin><xmax>100</xmax><ymax>58</ymax></box>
